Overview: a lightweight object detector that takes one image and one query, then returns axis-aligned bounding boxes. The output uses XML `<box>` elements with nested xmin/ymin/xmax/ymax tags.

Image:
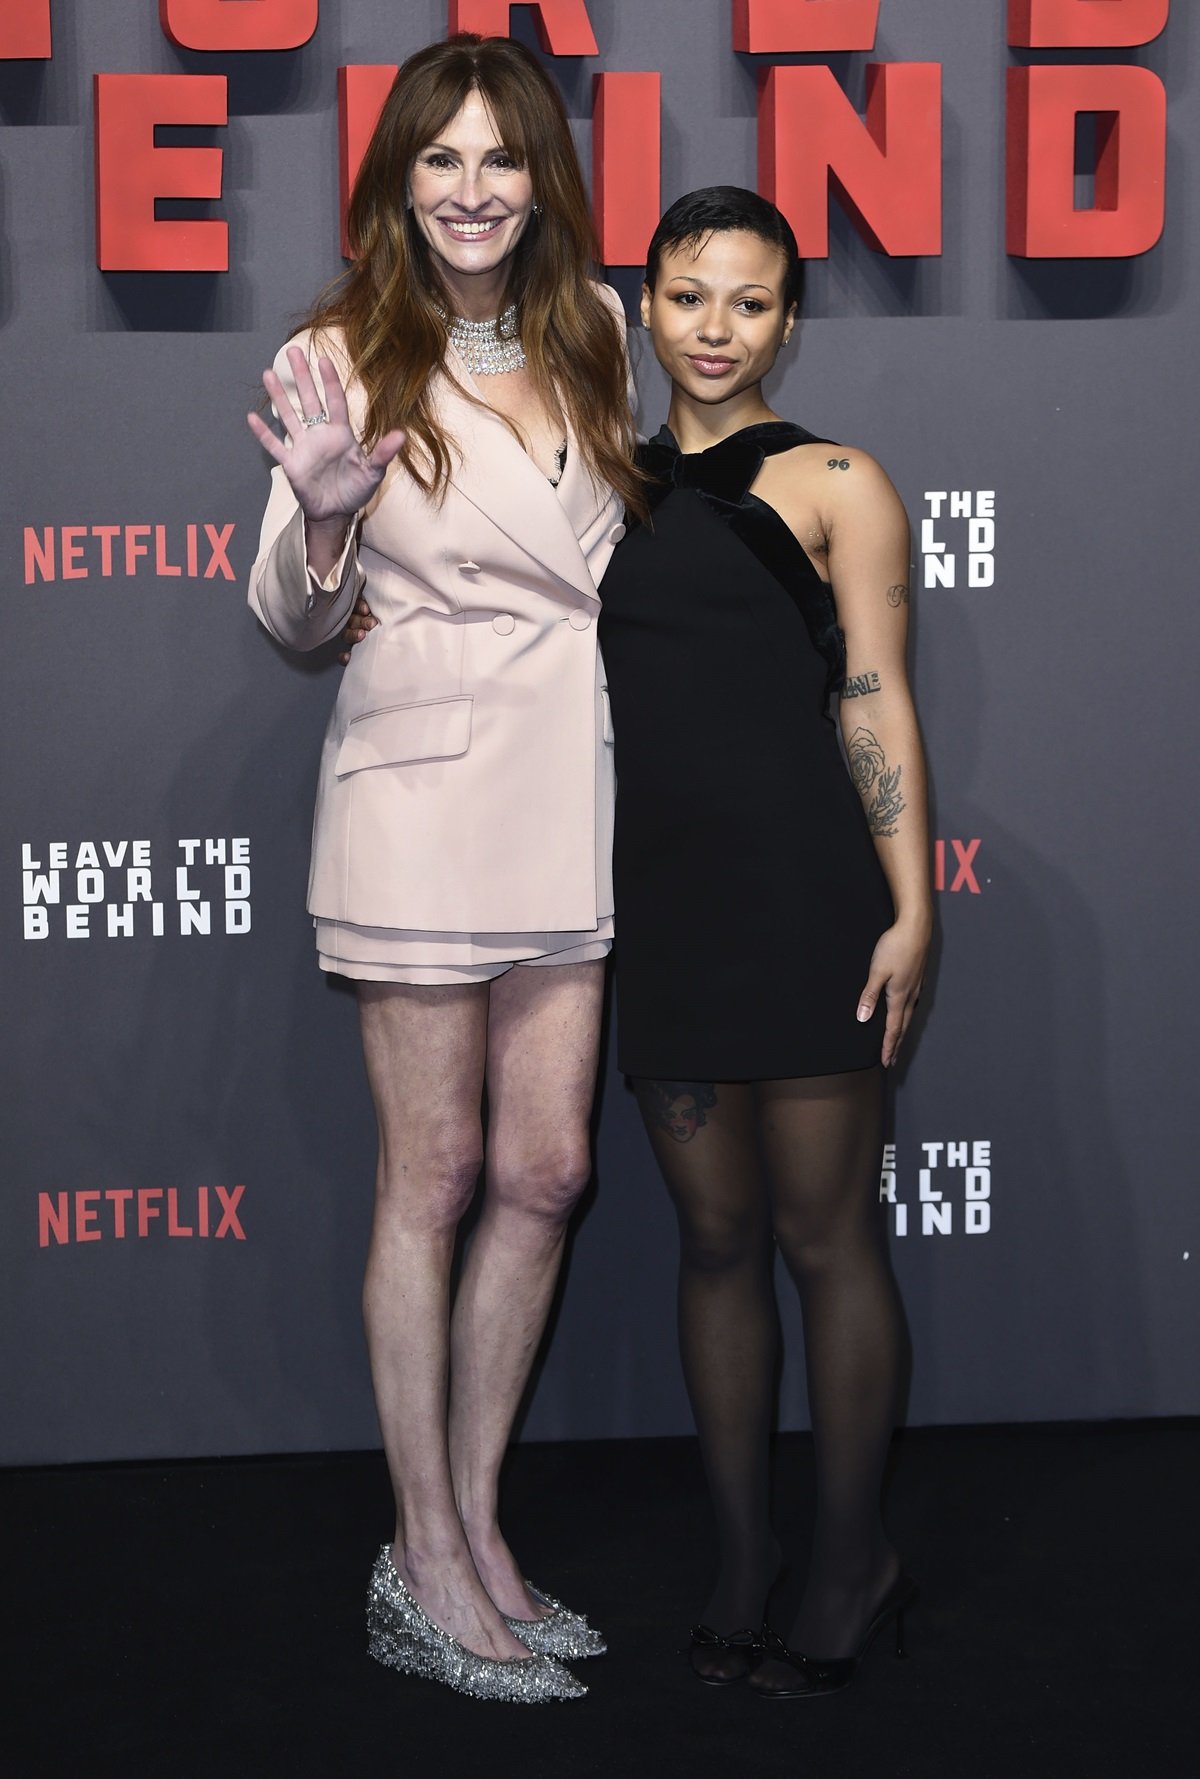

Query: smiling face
<box><xmin>641</xmin><ymin>229</ymin><xmax>795</xmax><ymax>409</ymax></box>
<box><xmin>407</xmin><ymin>89</ymin><xmax>535</xmax><ymax>318</ymax></box>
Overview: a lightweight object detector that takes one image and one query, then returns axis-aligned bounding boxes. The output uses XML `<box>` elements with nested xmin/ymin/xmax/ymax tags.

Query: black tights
<box><xmin>635</xmin><ymin>1070</ymin><xmax>905</xmax><ymax>1660</ymax></box>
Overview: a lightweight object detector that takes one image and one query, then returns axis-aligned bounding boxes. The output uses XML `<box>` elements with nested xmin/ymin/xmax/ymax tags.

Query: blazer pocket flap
<box><xmin>335</xmin><ymin>695</ymin><xmax>473</xmax><ymax>777</ymax></box>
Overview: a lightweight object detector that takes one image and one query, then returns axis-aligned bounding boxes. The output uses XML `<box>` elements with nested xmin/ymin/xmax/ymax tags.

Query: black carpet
<box><xmin>5</xmin><ymin>1423</ymin><xmax>1195</xmax><ymax>1778</ymax></box>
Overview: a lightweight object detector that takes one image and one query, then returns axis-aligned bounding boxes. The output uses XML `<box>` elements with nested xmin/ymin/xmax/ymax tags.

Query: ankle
<box><xmin>704</xmin><ymin>1544</ymin><xmax>783</xmax><ymax>1627</ymax></box>
<box><xmin>806</xmin><ymin>1539</ymin><xmax>897</xmax><ymax>1598</ymax></box>
<box><xmin>394</xmin><ymin>1531</ymin><xmax>471</xmax><ymax>1586</ymax></box>
<box><xmin>715</xmin><ymin>1532</ymin><xmax>782</xmax><ymax>1588</ymax></box>
<box><xmin>458</xmin><ymin>1508</ymin><xmax>505</xmax><ymax>1555</ymax></box>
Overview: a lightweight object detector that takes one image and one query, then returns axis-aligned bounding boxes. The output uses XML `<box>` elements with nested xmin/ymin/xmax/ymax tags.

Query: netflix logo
<box><xmin>23</xmin><ymin>523</ymin><xmax>236</xmax><ymax>585</ymax></box>
<box><xmin>935</xmin><ymin>839</ymin><xmax>983</xmax><ymax>895</ymax></box>
<box><xmin>38</xmin><ymin>1184</ymin><xmax>247</xmax><ymax>1248</ymax></box>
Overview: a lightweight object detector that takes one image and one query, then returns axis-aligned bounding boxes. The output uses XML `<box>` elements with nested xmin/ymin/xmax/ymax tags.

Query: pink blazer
<box><xmin>248</xmin><ymin>299</ymin><xmax>626</xmax><ymax>935</ymax></box>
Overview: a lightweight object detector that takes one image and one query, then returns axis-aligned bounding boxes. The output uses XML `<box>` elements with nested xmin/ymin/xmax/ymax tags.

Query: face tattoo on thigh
<box><xmin>640</xmin><ymin>1080</ymin><xmax>719</xmax><ymax>1143</ymax></box>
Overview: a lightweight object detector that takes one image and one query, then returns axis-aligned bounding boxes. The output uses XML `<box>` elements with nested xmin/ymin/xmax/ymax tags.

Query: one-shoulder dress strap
<box><xmin>637</xmin><ymin>421</ymin><xmax>835</xmax><ymax>515</ymax></box>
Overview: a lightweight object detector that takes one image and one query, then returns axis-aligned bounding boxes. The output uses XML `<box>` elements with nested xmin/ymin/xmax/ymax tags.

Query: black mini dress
<box><xmin>597</xmin><ymin>422</ymin><xmax>894</xmax><ymax>1081</ymax></box>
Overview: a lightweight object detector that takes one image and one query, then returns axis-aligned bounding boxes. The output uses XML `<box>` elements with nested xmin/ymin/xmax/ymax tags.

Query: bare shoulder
<box><xmin>773</xmin><ymin>439</ymin><xmax>898</xmax><ymax>497</ymax></box>
<box><xmin>592</xmin><ymin>280</ymin><xmax>627</xmax><ymax>321</ymax></box>
<box><xmin>754</xmin><ymin>435</ymin><xmax>902</xmax><ymax>534</ymax></box>
<box><xmin>771</xmin><ymin>444</ymin><xmax>908</xmax><ymax>559</ymax></box>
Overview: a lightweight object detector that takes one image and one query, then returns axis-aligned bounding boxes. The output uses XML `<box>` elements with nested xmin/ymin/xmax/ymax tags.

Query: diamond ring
<box><xmin>301</xmin><ymin>412</ymin><xmax>328</xmax><ymax>428</ymax></box>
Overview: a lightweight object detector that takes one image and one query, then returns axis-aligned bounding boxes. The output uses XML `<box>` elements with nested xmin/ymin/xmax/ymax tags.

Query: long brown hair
<box><xmin>300</xmin><ymin>33</ymin><xmax>643</xmax><ymax>517</ymax></box>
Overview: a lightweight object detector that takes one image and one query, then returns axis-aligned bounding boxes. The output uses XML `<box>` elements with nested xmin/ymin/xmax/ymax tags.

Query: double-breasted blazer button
<box><xmin>491</xmin><ymin>612</ymin><xmax>516</xmax><ymax>635</ymax></box>
<box><xmin>458</xmin><ymin>560</ymin><xmax>482</xmax><ymax>574</ymax></box>
<box><xmin>568</xmin><ymin>609</ymin><xmax>593</xmax><ymax>631</ymax></box>
<box><xmin>608</xmin><ymin>523</ymin><xmax>626</xmax><ymax>544</ymax></box>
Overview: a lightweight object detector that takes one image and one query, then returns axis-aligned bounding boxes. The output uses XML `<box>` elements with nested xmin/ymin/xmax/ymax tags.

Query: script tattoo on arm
<box><xmin>847</xmin><ymin>726</ymin><xmax>906</xmax><ymax>837</ymax></box>
<box><xmin>886</xmin><ymin>584</ymin><xmax>909</xmax><ymax>607</ymax></box>
<box><xmin>827</xmin><ymin>457</ymin><xmax>851</xmax><ymax>471</ymax></box>
<box><xmin>636</xmin><ymin>1079</ymin><xmax>718</xmax><ymax>1144</ymax></box>
<box><xmin>842</xmin><ymin>670</ymin><xmax>882</xmax><ymax>699</ymax></box>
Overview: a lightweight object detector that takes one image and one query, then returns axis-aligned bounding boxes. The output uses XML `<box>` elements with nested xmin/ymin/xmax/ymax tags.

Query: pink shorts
<box><xmin>315</xmin><ymin>915</ymin><xmax>613</xmax><ymax>985</ymax></box>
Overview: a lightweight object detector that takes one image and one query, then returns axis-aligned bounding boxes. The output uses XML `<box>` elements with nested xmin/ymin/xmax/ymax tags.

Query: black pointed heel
<box><xmin>752</xmin><ymin>1573</ymin><xmax>918</xmax><ymax>1699</ymax></box>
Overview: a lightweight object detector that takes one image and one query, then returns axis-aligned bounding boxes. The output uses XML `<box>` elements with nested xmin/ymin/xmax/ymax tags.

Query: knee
<box><xmin>674</xmin><ymin>1200</ymin><xmax>763</xmax><ymax>1277</ymax></box>
<box><xmin>774</xmin><ymin>1222</ymin><xmax>834</xmax><ymax>1281</ymax></box>
<box><xmin>489</xmin><ymin>1143</ymin><xmax>592</xmax><ymax>1226</ymax></box>
<box><xmin>376</xmin><ymin>1142</ymin><xmax>483</xmax><ymax>1232</ymax></box>
<box><xmin>773</xmin><ymin>1205</ymin><xmax>875</xmax><ymax>1282</ymax></box>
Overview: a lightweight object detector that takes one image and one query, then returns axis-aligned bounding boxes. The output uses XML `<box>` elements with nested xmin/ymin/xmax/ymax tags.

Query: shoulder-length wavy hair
<box><xmin>300</xmin><ymin>33</ymin><xmax>642</xmax><ymax>517</ymax></box>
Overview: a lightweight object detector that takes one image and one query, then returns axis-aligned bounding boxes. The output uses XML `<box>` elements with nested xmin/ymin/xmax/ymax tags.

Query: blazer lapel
<box><xmin>437</xmin><ymin>355</ymin><xmax>605</xmax><ymax>603</ymax></box>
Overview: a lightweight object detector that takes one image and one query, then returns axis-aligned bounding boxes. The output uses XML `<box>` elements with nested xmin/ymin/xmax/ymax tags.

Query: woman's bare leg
<box><xmin>447</xmin><ymin>959</ymin><xmax>605</xmax><ymax>1619</ymax></box>
<box><xmin>357</xmin><ymin>979</ymin><xmax>528</xmax><ymax>1661</ymax></box>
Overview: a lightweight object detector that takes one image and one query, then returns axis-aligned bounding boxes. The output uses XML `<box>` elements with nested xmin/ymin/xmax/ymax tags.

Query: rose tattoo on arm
<box><xmin>847</xmin><ymin>726</ymin><xmax>905</xmax><ymax>837</ymax></box>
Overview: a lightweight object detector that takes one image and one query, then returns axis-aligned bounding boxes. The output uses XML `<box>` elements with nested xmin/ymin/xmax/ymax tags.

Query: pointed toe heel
<box><xmin>753</xmin><ymin>1574</ymin><xmax>918</xmax><ymax>1700</ymax></box>
<box><xmin>504</xmin><ymin>1582</ymin><xmax>607</xmax><ymax>1660</ymax></box>
<box><xmin>366</xmin><ymin>1548</ymin><xmax>586</xmax><ymax>1702</ymax></box>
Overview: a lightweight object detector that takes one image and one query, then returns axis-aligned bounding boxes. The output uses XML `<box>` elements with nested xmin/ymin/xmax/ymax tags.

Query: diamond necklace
<box><xmin>447</xmin><ymin>302</ymin><xmax>526</xmax><ymax>376</ymax></box>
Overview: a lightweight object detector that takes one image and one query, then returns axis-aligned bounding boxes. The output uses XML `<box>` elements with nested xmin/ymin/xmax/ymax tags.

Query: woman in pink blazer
<box><xmin>246</xmin><ymin>35</ymin><xmax>640</xmax><ymax>1704</ymax></box>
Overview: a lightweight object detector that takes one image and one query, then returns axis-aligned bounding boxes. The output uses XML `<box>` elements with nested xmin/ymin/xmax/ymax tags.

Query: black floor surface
<box><xmin>5</xmin><ymin>1423</ymin><xmax>1196</xmax><ymax>1778</ymax></box>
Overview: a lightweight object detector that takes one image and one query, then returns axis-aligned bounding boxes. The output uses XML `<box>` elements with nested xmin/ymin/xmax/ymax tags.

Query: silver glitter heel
<box><xmin>504</xmin><ymin>1583</ymin><xmax>608</xmax><ymax>1660</ymax></box>
<box><xmin>366</xmin><ymin>1547</ymin><xmax>586</xmax><ymax>1703</ymax></box>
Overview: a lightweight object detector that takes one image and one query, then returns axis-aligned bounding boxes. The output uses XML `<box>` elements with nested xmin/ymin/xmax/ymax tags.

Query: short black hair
<box><xmin>645</xmin><ymin>186</ymin><xmax>804</xmax><ymax>311</ymax></box>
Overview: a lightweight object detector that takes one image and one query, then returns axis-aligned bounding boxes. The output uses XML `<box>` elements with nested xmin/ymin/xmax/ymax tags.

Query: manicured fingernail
<box><xmin>857</xmin><ymin>1005</ymin><xmax>872</xmax><ymax>1022</ymax></box>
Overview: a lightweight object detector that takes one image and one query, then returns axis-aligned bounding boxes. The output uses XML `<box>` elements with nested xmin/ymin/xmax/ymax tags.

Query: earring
<box><xmin>532</xmin><ymin>202</ymin><xmax>543</xmax><ymax>218</ymax></box>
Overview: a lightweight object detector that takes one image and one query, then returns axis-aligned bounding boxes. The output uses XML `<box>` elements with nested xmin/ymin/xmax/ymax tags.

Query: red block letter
<box><xmin>0</xmin><ymin>0</ymin><xmax>51</xmax><ymax>57</ymax></box>
<box><xmin>448</xmin><ymin>2</ymin><xmax>598</xmax><ymax>54</ymax></box>
<box><xmin>592</xmin><ymin>72</ymin><xmax>660</xmax><ymax>268</ymax></box>
<box><xmin>1008</xmin><ymin>1</ymin><xmax>1168</xmax><ymax>47</ymax></box>
<box><xmin>75</xmin><ymin>1191</ymin><xmax>102</xmax><ymax>1242</ymax></box>
<box><xmin>1007</xmin><ymin>65</ymin><xmax>1165</xmax><ymax>257</ymax></box>
<box><xmin>338</xmin><ymin>64</ymin><xmax>398</xmax><ymax>258</ymax></box>
<box><xmin>160</xmin><ymin>0</ymin><xmax>318</xmax><ymax>51</ymax></box>
<box><xmin>734</xmin><ymin>0</ymin><xmax>879</xmax><ymax>52</ymax></box>
<box><xmin>94</xmin><ymin>74</ymin><xmax>228</xmax><ymax>272</ymax></box>
<box><xmin>759</xmin><ymin>63</ymin><xmax>942</xmax><ymax>258</ymax></box>
<box><xmin>38</xmin><ymin>1191</ymin><xmax>69</xmax><ymax>1248</ymax></box>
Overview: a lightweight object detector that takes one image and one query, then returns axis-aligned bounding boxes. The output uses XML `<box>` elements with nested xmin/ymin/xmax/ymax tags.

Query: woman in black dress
<box><xmin>597</xmin><ymin>188</ymin><xmax>930</xmax><ymax>1697</ymax></box>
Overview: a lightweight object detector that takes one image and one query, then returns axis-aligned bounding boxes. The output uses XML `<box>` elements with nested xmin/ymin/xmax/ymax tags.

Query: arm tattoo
<box><xmin>847</xmin><ymin>726</ymin><xmax>906</xmax><ymax>837</ymax></box>
<box><xmin>636</xmin><ymin>1079</ymin><xmax>718</xmax><ymax>1144</ymax></box>
<box><xmin>827</xmin><ymin>457</ymin><xmax>850</xmax><ymax>471</ymax></box>
<box><xmin>842</xmin><ymin>670</ymin><xmax>881</xmax><ymax>699</ymax></box>
<box><xmin>886</xmin><ymin>584</ymin><xmax>909</xmax><ymax>607</ymax></box>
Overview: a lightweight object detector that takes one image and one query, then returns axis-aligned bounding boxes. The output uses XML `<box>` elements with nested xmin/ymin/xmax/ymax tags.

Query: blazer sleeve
<box><xmin>247</xmin><ymin>330</ymin><xmax>367</xmax><ymax>652</ymax></box>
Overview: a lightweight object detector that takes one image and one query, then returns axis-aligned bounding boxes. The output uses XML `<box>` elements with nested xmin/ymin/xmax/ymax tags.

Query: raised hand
<box><xmin>246</xmin><ymin>346</ymin><xmax>406</xmax><ymax>527</ymax></box>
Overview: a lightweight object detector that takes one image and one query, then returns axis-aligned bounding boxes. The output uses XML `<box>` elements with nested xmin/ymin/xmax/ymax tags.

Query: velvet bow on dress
<box><xmin>633</xmin><ymin>422</ymin><xmax>848</xmax><ymax>699</ymax></box>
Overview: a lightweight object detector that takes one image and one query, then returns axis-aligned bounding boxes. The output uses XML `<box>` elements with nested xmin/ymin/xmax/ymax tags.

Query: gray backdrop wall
<box><xmin>2</xmin><ymin>2</ymin><xmax>1195</xmax><ymax>1467</ymax></box>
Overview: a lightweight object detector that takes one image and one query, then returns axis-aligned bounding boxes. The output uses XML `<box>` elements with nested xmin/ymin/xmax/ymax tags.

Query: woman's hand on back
<box><xmin>247</xmin><ymin>347</ymin><xmax>406</xmax><ymax>527</ymax></box>
<box><xmin>337</xmin><ymin>593</ymin><xmax>379</xmax><ymax>665</ymax></box>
